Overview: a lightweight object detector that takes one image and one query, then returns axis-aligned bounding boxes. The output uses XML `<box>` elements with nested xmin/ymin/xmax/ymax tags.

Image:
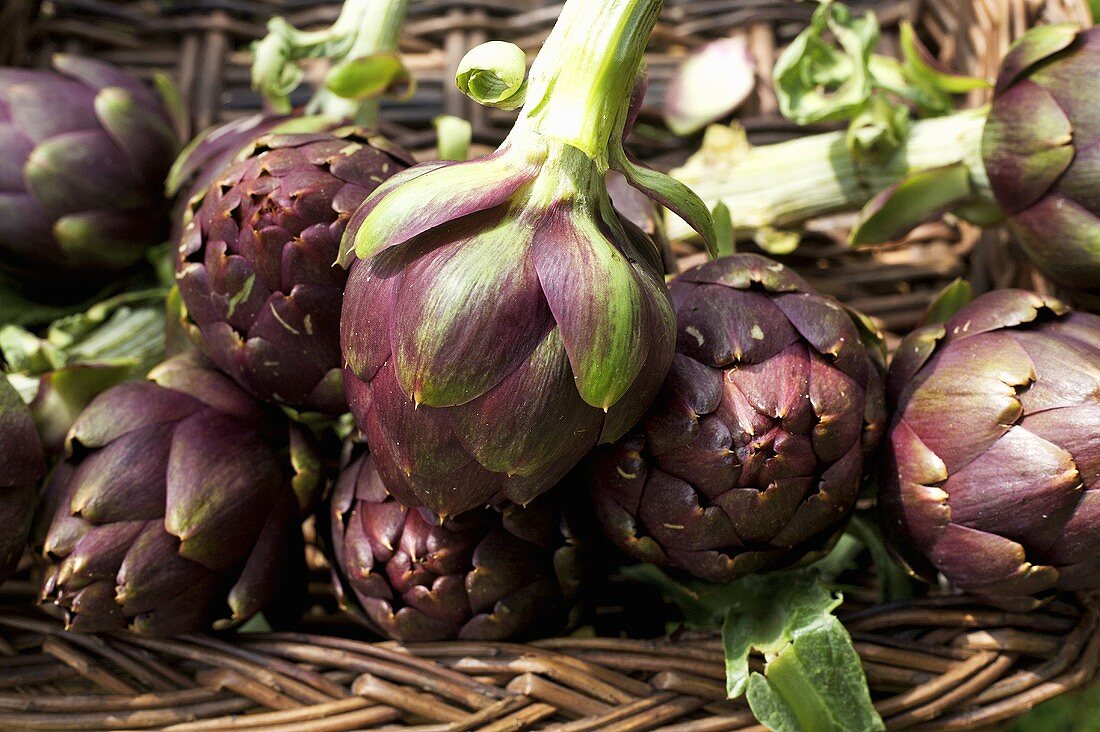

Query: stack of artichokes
<box><xmin>0</xmin><ymin>0</ymin><xmax>1098</xmax><ymax>657</ymax></box>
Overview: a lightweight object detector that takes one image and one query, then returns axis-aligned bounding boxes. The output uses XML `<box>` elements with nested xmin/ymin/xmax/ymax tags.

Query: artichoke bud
<box><xmin>881</xmin><ymin>289</ymin><xmax>1100</xmax><ymax>610</ymax></box>
<box><xmin>327</xmin><ymin>451</ymin><xmax>584</xmax><ymax>641</ymax></box>
<box><xmin>982</xmin><ymin>24</ymin><xmax>1100</xmax><ymax>302</ymax></box>
<box><xmin>0</xmin><ymin>55</ymin><xmax>179</xmax><ymax>293</ymax></box>
<box><xmin>176</xmin><ymin>126</ymin><xmax>414</xmax><ymax>416</ymax></box>
<box><xmin>35</xmin><ymin>353</ymin><xmax>317</xmax><ymax>636</ymax></box>
<box><xmin>339</xmin><ymin>0</ymin><xmax>716</xmax><ymax>518</ymax></box>
<box><xmin>587</xmin><ymin>254</ymin><xmax>887</xmax><ymax>584</ymax></box>
<box><xmin>0</xmin><ymin>376</ymin><xmax>47</xmax><ymax>587</ymax></box>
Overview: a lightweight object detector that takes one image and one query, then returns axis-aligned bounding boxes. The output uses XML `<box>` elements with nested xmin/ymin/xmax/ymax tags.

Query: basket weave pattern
<box><xmin>0</xmin><ymin>595</ymin><xmax>1097</xmax><ymax>731</ymax></box>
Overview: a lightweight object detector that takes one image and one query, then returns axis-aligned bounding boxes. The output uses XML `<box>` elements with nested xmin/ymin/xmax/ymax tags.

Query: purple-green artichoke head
<box><xmin>982</xmin><ymin>25</ymin><xmax>1100</xmax><ymax>301</ymax></box>
<box><xmin>0</xmin><ymin>55</ymin><xmax>179</xmax><ymax>289</ymax></box>
<box><xmin>36</xmin><ymin>353</ymin><xmax>321</xmax><ymax>636</ymax></box>
<box><xmin>328</xmin><ymin>452</ymin><xmax>583</xmax><ymax>641</ymax></box>
<box><xmin>337</xmin><ymin>0</ymin><xmax>719</xmax><ymax>518</ymax></box>
<box><xmin>0</xmin><ymin>375</ymin><xmax>46</xmax><ymax>585</ymax></box>
<box><xmin>176</xmin><ymin>127</ymin><xmax>413</xmax><ymax>414</ymax></box>
<box><xmin>588</xmin><ymin>254</ymin><xmax>886</xmax><ymax>584</ymax></box>
<box><xmin>881</xmin><ymin>289</ymin><xmax>1100</xmax><ymax>610</ymax></box>
<box><xmin>337</xmin><ymin>143</ymin><xmax>691</xmax><ymax>518</ymax></box>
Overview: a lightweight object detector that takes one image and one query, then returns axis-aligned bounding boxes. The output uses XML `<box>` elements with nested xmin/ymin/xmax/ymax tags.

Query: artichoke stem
<box><xmin>514</xmin><ymin>0</ymin><xmax>664</xmax><ymax>165</ymax></box>
<box><xmin>667</xmin><ymin>108</ymin><xmax>992</xmax><ymax>241</ymax></box>
<box><xmin>310</xmin><ymin>0</ymin><xmax>410</xmax><ymax>127</ymax></box>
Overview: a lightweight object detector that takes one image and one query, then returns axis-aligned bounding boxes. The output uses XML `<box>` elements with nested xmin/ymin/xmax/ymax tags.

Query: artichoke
<box><xmin>0</xmin><ymin>55</ymin><xmax>178</xmax><ymax>289</ymax></box>
<box><xmin>0</xmin><ymin>375</ymin><xmax>46</xmax><ymax>585</ymax></box>
<box><xmin>176</xmin><ymin>128</ymin><xmax>413</xmax><ymax>414</ymax></box>
<box><xmin>37</xmin><ymin>354</ymin><xmax>320</xmax><ymax>635</ymax></box>
<box><xmin>588</xmin><ymin>254</ymin><xmax>886</xmax><ymax>583</ymax></box>
<box><xmin>881</xmin><ymin>289</ymin><xmax>1100</xmax><ymax>610</ymax></box>
<box><xmin>982</xmin><ymin>25</ymin><xmax>1099</xmax><ymax>301</ymax></box>
<box><xmin>328</xmin><ymin>452</ymin><xmax>582</xmax><ymax>641</ymax></box>
<box><xmin>339</xmin><ymin>0</ymin><xmax>714</xmax><ymax>517</ymax></box>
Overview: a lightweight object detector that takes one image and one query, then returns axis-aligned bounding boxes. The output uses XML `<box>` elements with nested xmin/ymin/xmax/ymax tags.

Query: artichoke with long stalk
<box><xmin>338</xmin><ymin>0</ymin><xmax>715</xmax><ymax>518</ymax></box>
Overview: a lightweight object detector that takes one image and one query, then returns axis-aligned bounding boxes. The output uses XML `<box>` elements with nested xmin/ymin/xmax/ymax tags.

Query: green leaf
<box><xmin>721</xmin><ymin>570</ymin><xmax>884</xmax><ymax>731</ymax></box>
<box><xmin>153</xmin><ymin>71</ymin><xmax>188</xmax><ymax>142</ymax></box>
<box><xmin>850</xmin><ymin>163</ymin><xmax>973</xmax><ymax>246</ymax></box>
<box><xmin>325</xmin><ymin>52</ymin><xmax>413</xmax><ymax>101</ymax></box>
<box><xmin>809</xmin><ymin>532</ymin><xmax>865</xmax><ymax>583</ymax></box>
<box><xmin>745</xmin><ymin>617</ymin><xmax>883</xmax><ymax>732</ymax></box>
<box><xmin>609</xmin><ymin>146</ymin><xmax>718</xmax><ymax>257</ymax></box>
<box><xmin>918</xmin><ymin>277</ymin><xmax>972</xmax><ymax>327</ymax></box>
<box><xmin>251</xmin><ymin>25</ymin><xmax>300</xmax><ymax>114</ymax></box>
<box><xmin>3</xmin><ymin>289</ymin><xmax>166</xmax><ymax>377</ymax></box>
<box><xmin>899</xmin><ymin>22</ymin><xmax>989</xmax><ymax>96</ymax></box>
<box><xmin>773</xmin><ymin>0</ymin><xmax>879</xmax><ymax>124</ymax></box>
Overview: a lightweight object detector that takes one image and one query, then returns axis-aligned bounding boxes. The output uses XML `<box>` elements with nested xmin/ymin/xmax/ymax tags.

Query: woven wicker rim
<box><xmin>1</xmin><ymin>593</ymin><xmax>1097</xmax><ymax>731</ymax></box>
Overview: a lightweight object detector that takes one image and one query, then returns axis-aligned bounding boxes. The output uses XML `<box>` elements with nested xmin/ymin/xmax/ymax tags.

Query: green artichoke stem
<box><xmin>513</xmin><ymin>0</ymin><xmax>664</xmax><ymax>166</ymax></box>
<box><xmin>667</xmin><ymin>107</ymin><xmax>992</xmax><ymax>241</ymax></box>
<box><xmin>310</xmin><ymin>0</ymin><xmax>410</xmax><ymax>127</ymax></box>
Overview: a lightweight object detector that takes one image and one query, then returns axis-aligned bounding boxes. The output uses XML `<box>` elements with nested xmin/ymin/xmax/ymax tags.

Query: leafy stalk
<box><xmin>668</xmin><ymin>109</ymin><xmax>991</xmax><ymax>244</ymax></box>
<box><xmin>252</xmin><ymin>0</ymin><xmax>411</xmax><ymax>126</ymax></box>
<box><xmin>669</xmin><ymin>0</ymin><xmax>993</xmax><ymax>247</ymax></box>
<box><xmin>628</xmin><ymin>565</ymin><xmax>883</xmax><ymax>731</ymax></box>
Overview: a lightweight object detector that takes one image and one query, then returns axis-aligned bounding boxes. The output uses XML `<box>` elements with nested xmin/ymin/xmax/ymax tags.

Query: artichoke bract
<box><xmin>167</xmin><ymin>114</ymin><xmax>291</xmax><ymax>204</ymax></box>
<box><xmin>339</xmin><ymin>0</ymin><xmax>714</xmax><ymax>517</ymax></box>
<box><xmin>982</xmin><ymin>25</ymin><xmax>1100</xmax><ymax>300</ymax></box>
<box><xmin>0</xmin><ymin>375</ymin><xmax>46</xmax><ymax>585</ymax></box>
<box><xmin>177</xmin><ymin>128</ymin><xmax>413</xmax><ymax>414</ymax></box>
<box><xmin>881</xmin><ymin>290</ymin><xmax>1100</xmax><ymax>610</ymax></box>
<box><xmin>329</xmin><ymin>452</ymin><xmax>582</xmax><ymax>641</ymax></box>
<box><xmin>37</xmin><ymin>354</ymin><xmax>320</xmax><ymax>636</ymax></box>
<box><xmin>588</xmin><ymin>254</ymin><xmax>886</xmax><ymax>583</ymax></box>
<box><xmin>0</xmin><ymin>56</ymin><xmax>178</xmax><ymax>288</ymax></box>
<box><xmin>166</xmin><ymin>114</ymin><xmax>293</xmax><ymax>245</ymax></box>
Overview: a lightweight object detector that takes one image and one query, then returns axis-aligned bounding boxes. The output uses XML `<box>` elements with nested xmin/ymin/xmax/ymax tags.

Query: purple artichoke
<box><xmin>176</xmin><ymin>127</ymin><xmax>413</xmax><ymax>414</ymax></box>
<box><xmin>338</xmin><ymin>0</ymin><xmax>716</xmax><ymax>518</ymax></box>
<box><xmin>982</xmin><ymin>24</ymin><xmax>1100</xmax><ymax>301</ymax></box>
<box><xmin>0</xmin><ymin>55</ymin><xmax>179</xmax><ymax>288</ymax></box>
<box><xmin>328</xmin><ymin>452</ymin><xmax>583</xmax><ymax>641</ymax></box>
<box><xmin>881</xmin><ymin>289</ymin><xmax>1100</xmax><ymax>610</ymax></box>
<box><xmin>0</xmin><ymin>375</ymin><xmax>46</xmax><ymax>585</ymax></box>
<box><xmin>37</xmin><ymin>354</ymin><xmax>321</xmax><ymax>636</ymax></box>
<box><xmin>588</xmin><ymin>254</ymin><xmax>886</xmax><ymax>583</ymax></box>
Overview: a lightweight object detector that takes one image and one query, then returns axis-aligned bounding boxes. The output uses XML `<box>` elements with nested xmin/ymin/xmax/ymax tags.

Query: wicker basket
<box><xmin>3</xmin><ymin>1</ymin><xmax>1098</xmax><ymax>729</ymax></box>
<box><xmin>1</xmin><ymin>586</ymin><xmax>1097</xmax><ymax>731</ymax></box>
